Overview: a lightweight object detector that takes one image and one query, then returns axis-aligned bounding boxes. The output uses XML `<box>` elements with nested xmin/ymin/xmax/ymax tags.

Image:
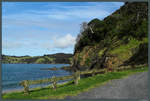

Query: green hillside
<box><xmin>72</xmin><ymin>2</ymin><xmax>148</xmax><ymax>71</ymax></box>
<box><xmin>2</xmin><ymin>53</ymin><xmax>73</xmax><ymax>64</ymax></box>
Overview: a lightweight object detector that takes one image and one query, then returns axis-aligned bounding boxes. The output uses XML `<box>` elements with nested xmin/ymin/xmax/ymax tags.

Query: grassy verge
<box><xmin>2</xmin><ymin>66</ymin><xmax>148</xmax><ymax>100</ymax></box>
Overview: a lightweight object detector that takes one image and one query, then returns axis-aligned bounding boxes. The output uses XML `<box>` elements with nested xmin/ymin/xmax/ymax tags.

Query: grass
<box><xmin>109</xmin><ymin>38</ymin><xmax>148</xmax><ymax>61</ymax></box>
<box><xmin>110</xmin><ymin>38</ymin><xmax>140</xmax><ymax>55</ymax></box>
<box><xmin>2</xmin><ymin>66</ymin><xmax>148</xmax><ymax>100</ymax></box>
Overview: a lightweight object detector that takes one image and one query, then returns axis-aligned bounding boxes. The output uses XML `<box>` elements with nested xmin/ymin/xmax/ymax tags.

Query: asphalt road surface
<box><xmin>66</xmin><ymin>72</ymin><xmax>148</xmax><ymax>99</ymax></box>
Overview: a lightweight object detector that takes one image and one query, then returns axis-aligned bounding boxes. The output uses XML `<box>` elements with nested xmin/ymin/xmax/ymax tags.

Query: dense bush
<box><xmin>75</xmin><ymin>2</ymin><xmax>148</xmax><ymax>52</ymax></box>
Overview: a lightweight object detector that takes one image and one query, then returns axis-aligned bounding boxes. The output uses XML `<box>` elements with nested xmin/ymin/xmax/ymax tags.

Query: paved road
<box><xmin>66</xmin><ymin>72</ymin><xmax>148</xmax><ymax>99</ymax></box>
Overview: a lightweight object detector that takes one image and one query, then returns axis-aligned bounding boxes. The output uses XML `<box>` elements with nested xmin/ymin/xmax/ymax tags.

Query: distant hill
<box><xmin>2</xmin><ymin>53</ymin><xmax>73</xmax><ymax>64</ymax></box>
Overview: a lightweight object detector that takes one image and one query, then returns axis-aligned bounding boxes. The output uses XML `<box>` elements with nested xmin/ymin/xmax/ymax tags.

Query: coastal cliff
<box><xmin>72</xmin><ymin>2</ymin><xmax>148</xmax><ymax>71</ymax></box>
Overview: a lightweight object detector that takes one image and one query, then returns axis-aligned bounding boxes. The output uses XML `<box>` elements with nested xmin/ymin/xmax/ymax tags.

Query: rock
<box><xmin>40</xmin><ymin>67</ymin><xmax>59</xmax><ymax>71</ymax></box>
<box><xmin>60</xmin><ymin>66</ymin><xmax>73</xmax><ymax>72</ymax></box>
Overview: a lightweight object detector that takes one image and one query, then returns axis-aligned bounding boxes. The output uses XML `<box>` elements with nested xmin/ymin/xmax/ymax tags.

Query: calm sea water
<box><xmin>2</xmin><ymin>64</ymin><xmax>72</xmax><ymax>92</ymax></box>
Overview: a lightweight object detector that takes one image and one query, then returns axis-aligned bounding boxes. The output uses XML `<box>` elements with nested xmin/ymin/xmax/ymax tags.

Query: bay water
<box><xmin>2</xmin><ymin>64</ymin><xmax>72</xmax><ymax>92</ymax></box>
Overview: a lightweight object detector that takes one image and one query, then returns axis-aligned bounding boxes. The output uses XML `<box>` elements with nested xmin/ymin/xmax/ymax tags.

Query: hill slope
<box><xmin>2</xmin><ymin>53</ymin><xmax>73</xmax><ymax>64</ymax></box>
<box><xmin>72</xmin><ymin>2</ymin><xmax>148</xmax><ymax>71</ymax></box>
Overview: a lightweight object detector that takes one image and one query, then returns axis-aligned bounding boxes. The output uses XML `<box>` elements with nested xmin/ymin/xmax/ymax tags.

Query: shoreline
<box><xmin>2</xmin><ymin>89</ymin><xmax>23</xmax><ymax>94</ymax></box>
<box><xmin>2</xmin><ymin>81</ymin><xmax>69</xmax><ymax>94</ymax></box>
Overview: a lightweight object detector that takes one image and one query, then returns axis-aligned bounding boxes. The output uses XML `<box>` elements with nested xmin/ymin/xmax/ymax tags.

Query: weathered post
<box><xmin>92</xmin><ymin>69</ymin><xmax>96</xmax><ymax>76</ymax></box>
<box><xmin>77</xmin><ymin>71</ymin><xmax>80</xmax><ymax>81</ymax></box>
<box><xmin>52</xmin><ymin>76</ymin><xmax>57</xmax><ymax>90</ymax></box>
<box><xmin>74</xmin><ymin>71</ymin><xmax>80</xmax><ymax>85</ymax></box>
<box><xmin>22</xmin><ymin>80</ymin><xmax>29</xmax><ymax>95</ymax></box>
<box><xmin>114</xmin><ymin>68</ymin><xmax>117</xmax><ymax>72</ymax></box>
<box><xmin>104</xmin><ymin>68</ymin><xmax>108</xmax><ymax>74</ymax></box>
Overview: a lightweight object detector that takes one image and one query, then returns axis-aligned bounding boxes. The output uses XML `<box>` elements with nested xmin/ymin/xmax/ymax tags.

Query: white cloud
<box><xmin>38</xmin><ymin>34</ymin><xmax>76</xmax><ymax>51</ymax></box>
<box><xmin>53</xmin><ymin>34</ymin><xmax>76</xmax><ymax>49</ymax></box>
<box><xmin>2</xmin><ymin>34</ymin><xmax>76</xmax><ymax>51</ymax></box>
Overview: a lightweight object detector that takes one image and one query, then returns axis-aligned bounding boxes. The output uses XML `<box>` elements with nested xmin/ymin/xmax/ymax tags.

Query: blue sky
<box><xmin>2</xmin><ymin>2</ymin><xmax>124</xmax><ymax>56</ymax></box>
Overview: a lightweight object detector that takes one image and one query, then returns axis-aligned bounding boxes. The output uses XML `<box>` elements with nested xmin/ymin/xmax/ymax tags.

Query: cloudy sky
<box><xmin>2</xmin><ymin>2</ymin><xmax>124</xmax><ymax>56</ymax></box>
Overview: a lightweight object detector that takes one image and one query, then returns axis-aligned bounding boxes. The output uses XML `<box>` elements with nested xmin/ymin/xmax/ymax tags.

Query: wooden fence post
<box><xmin>74</xmin><ymin>71</ymin><xmax>80</xmax><ymax>85</ymax></box>
<box><xmin>104</xmin><ymin>68</ymin><xmax>107</xmax><ymax>74</ymax></box>
<box><xmin>22</xmin><ymin>80</ymin><xmax>29</xmax><ymax>95</ymax></box>
<box><xmin>52</xmin><ymin>76</ymin><xmax>57</xmax><ymax>90</ymax></box>
<box><xmin>92</xmin><ymin>69</ymin><xmax>96</xmax><ymax>76</ymax></box>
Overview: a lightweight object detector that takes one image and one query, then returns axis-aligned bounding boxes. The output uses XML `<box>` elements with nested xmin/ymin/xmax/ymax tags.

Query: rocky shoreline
<box><xmin>40</xmin><ymin>66</ymin><xmax>73</xmax><ymax>71</ymax></box>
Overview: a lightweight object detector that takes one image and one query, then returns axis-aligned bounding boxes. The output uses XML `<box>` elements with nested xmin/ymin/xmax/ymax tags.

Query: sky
<box><xmin>2</xmin><ymin>2</ymin><xmax>124</xmax><ymax>56</ymax></box>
